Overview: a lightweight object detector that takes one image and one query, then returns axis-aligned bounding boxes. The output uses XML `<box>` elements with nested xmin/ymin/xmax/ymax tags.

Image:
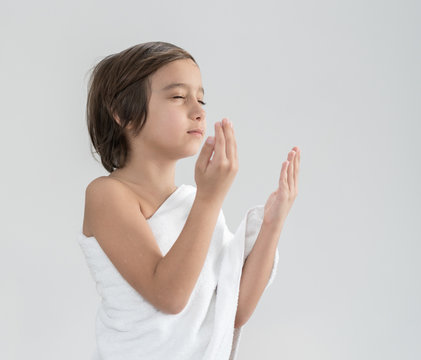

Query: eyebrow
<box><xmin>160</xmin><ymin>82</ymin><xmax>205</xmax><ymax>96</ymax></box>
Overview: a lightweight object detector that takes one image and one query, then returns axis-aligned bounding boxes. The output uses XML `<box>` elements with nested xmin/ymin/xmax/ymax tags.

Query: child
<box><xmin>78</xmin><ymin>41</ymin><xmax>300</xmax><ymax>360</ymax></box>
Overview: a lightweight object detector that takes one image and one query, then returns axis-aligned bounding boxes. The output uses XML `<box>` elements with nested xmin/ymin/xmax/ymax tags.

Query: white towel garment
<box><xmin>77</xmin><ymin>183</ymin><xmax>279</xmax><ymax>360</ymax></box>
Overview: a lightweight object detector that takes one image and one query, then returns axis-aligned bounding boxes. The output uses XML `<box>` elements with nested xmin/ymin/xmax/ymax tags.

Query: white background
<box><xmin>1</xmin><ymin>0</ymin><xmax>420</xmax><ymax>359</ymax></box>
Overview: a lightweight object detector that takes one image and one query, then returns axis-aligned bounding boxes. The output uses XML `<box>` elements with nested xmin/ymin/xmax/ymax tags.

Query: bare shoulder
<box><xmin>82</xmin><ymin>176</ymin><xmax>139</xmax><ymax>237</ymax></box>
<box><xmin>81</xmin><ymin>176</ymin><xmax>174</xmax><ymax>313</ymax></box>
<box><xmin>85</xmin><ymin>176</ymin><xmax>132</xmax><ymax>198</ymax></box>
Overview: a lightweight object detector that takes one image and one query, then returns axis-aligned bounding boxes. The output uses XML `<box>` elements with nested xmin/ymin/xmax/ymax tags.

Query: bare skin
<box><xmin>82</xmin><ymin>56</ymin><xmax>301</xmax><ymax>324</ymax></box>
<box><xmin>84</xmin><ymin>58</ymin><xmax>208</xmax><ymax>234</ymax></box>
<box><xmin>82</xmin><ymin>58</ymin><xmax>239</xmax><ymax>314</ymax></box>
<box><xmin>234</xmin><ymin>146</ymin><xmax>300</xmax><ymax>328</ymax></box>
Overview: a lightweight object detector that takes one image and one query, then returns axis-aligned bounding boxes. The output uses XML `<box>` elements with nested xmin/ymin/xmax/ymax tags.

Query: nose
<box><xmin>191</xmin><ymin>103</ymin><xmax>206</xmax><ymax>121</ymax></box>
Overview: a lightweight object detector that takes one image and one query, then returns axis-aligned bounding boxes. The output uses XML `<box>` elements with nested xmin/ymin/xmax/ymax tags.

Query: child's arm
<box><xmin>84</xmin><ymin>178</ymin><xmax>223</xmax><ymax>315</ymax></box>
<box><xmin>154</xmin><ymin>192</ymin><xmax>224</xmax><ymax>314</ymax></box>
<box><xmin>235</xmin><ymin>147</ymin><xmax>300</xmax><ymax>327</ymax></box>
<box><xmin>234</xmin><ymin>220</ymin><xmax>283</xmax><ymax>328</ymax></box>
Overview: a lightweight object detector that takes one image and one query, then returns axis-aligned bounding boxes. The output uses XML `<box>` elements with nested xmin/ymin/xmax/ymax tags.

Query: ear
<box><xmin>113</xmin><ymin>112</ymin><xmax>135</xmax><ymax>133</ymax></box>
<box><xmin>113</xmin><ymin>112</ymin><xmax>122</xmax><ymax>127</ymax></box>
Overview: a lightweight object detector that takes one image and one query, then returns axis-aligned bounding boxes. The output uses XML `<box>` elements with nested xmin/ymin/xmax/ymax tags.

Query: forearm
<box><xmin>234</xmin><ymin>219</ymin><xmax>284</xmax><ymax>328</ymax></box>
<box><xmin>154</xmin><ymin>192</ymin><xmax>223</xmax><ymax>313</ymax></box>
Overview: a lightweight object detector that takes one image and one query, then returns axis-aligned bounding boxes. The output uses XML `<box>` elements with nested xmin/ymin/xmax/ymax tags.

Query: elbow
<box><xmin>234</xmin><ymin>312</ymin><xmax>246</xmax><ymax>329</ymax></box>
<box><xmin>234</xmin><ymin>304</ymin><xmax>253</xmax><ymax>328</ymax></box>
<box><xmin>152</xmin><ymin>263</ymin><xmax>187</xmax><ymax>315</ymax></box>
<box><xmin>234</xmin><ymin>318</ymin><xmax>245</xmax><ymax>329</ymax></box>
<box><xmin>171</xmin><ymin>300</ymin><xmax>187</xmax><ymax>315</ymax></box>
<box><xmin>164</xmin><ymin>296</ymin><xmax>187</xmax><ymax>315</ymax></box>
<box><xmin>155</xmin><ymin>289</ymin><xmax>187</xmax><ymax>315</ymax></box>
<box><xmin>170</xmin><ymin>291</ymin><xmax>189</xmax><ymax>314</ymax></box>
<box><xmin>154</xmin><ymin>300</ymin><xmax>184</xmax><ymax>315</ymax></box>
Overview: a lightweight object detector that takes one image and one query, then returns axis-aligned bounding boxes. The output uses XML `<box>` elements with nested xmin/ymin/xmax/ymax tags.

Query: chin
<box><xmin>168</xmin><ymin>143</ymin><xmax>202</xmax><ymax>160</ymax></box>
<box><xmin>186</xmin><ymin>143</ymin><xmax>202</xmax><ymax>156</ymax></box>
<box><xmin>188</xmin><ymin>140</ymin><xmax>204</xmax><ymax>155</ymax></box>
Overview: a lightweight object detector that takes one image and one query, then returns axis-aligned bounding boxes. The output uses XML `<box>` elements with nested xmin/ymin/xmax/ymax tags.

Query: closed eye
<box><xmin>173</xmin><ymin>96</ymin><xmax>206</xmax><ymax>105</ymax></box>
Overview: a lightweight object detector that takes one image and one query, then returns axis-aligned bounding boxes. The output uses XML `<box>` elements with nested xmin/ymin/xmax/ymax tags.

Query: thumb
<box><xmin>196</xmin><ymin>136</ymin><xmax>215</xmax><ymax>170</ymax></box>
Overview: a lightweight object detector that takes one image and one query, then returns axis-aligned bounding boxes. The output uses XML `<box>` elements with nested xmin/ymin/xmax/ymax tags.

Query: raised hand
<box><xmin>263</xmin><ymin>147</ymin><xmax>300</xmax><ymax>228</ymax></box>
<box><xmin>195</xmin><ymin>118</ymin><xmax>238</xmax><ymax>204</ymax></box>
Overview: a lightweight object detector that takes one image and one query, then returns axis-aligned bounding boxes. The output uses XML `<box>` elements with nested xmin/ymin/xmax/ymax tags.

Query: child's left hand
<box><xmin>263</xmin><ymin>147</ymin><xmax>300</xmax><ymax>228</ymax></box>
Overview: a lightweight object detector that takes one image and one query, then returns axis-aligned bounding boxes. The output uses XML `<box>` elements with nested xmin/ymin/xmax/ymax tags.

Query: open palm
<box><xmin>263</xmin><ymin>147</ymin><xmax>300</xmax><ymax>226</ymax></box>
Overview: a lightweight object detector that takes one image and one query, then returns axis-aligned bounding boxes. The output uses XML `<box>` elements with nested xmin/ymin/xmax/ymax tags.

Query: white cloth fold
<box><xmin>77</xmin><ymin>183</ymin><xmax>279</xmax><ymax>360</ymax></box>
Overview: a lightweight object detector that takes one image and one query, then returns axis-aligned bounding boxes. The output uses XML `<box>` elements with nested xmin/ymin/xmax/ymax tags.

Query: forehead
<box><xmin>151</xmin><ymin>59</ymin><xmax>204</xmax><ymax>95</ymax></box>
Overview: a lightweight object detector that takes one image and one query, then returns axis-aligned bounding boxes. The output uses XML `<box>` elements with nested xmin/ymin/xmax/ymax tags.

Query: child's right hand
<box><xmin>195</xmin><ymin>118</ymin><xmax>238</xmax><ymax>203</ymax></box>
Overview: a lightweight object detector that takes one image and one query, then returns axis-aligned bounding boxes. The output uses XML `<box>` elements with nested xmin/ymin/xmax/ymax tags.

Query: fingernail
<box><xmin>206</xmin><ymin>136</ymin><xmax>215</xmax><ymax>144</ymax></box>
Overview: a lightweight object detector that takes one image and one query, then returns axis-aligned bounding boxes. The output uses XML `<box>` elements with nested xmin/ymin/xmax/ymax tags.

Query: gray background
<box><xmin>1</xmin><ymin>0</ymin><xmax>420</xmax><ymax>359</ymax></box>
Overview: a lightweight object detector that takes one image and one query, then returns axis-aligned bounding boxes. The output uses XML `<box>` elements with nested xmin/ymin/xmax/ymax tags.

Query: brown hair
<box><xmin>85</xmin><ymin>41</ymin><xmax>197</xmax><ymax>173</ymax></box>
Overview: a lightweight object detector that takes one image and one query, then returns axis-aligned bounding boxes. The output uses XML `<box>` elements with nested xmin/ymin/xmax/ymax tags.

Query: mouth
<box><xmin>187</xmin><ymin>131</ymin><xmax>203</xmax><ymax>137</ymax></box>
<box><xmin>187</xmin><ymin>129</ymin><xmax>204</xmax><ymax>136</ymax></box>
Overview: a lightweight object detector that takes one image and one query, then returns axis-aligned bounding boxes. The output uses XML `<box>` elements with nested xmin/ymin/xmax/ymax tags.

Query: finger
<box><xmin>230</xmin><ymin>120</ymin><xmax>238</xmax><ymax>162</ymax></box>
<box><xmin>213</xmin><ymin>120</ymin><xmax>226</xmax><ymax>161</ymax></box>
<box><xmin>287</xmin><ymin>150</ymin><xmax>295</xmax><ymax>192</ymax></box>
<box><xmin>279</xmin><ymin>160</ymin><xmax>289</xmax><ymax>190</ymax></box>
<box><xmin>222</xmin><ymin>118</ymin><xmax>234</xmax><ymax>162</ymax></box>
<box><xmin>196</xmin><ymin>135</ymin><xmax>215</xmax><ymax>171</ymax></box>
<box><xmin>294</xmin><ymin>147</ymin><xmax>301</xmax><ymax>192</ymax></box>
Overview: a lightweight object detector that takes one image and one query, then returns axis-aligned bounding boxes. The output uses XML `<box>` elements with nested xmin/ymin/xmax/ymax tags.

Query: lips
<box><xmin>187</xmin><ymin>129</ymin><xmax>204</xmax><ymax>135</ymax></box>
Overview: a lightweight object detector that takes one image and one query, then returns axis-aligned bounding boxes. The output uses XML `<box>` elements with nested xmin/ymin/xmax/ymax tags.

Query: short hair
<box><xmin>85</xmin><ymin>41</ymin><xmax>197</xmax><ymax>173</ymax></box>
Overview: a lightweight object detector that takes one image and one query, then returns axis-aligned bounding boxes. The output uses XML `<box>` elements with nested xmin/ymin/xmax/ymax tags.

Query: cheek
<box><xmin>152</xmin><ymin>110</ymin><xmax>184</xmax><ymax>139</ymax></box>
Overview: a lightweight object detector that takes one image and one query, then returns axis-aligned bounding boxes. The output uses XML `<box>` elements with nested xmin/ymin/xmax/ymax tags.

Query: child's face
<box><xmin>134</xmin><ymin>58</ymin><xmax>207</xmax><ymax>159</ymax></box>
